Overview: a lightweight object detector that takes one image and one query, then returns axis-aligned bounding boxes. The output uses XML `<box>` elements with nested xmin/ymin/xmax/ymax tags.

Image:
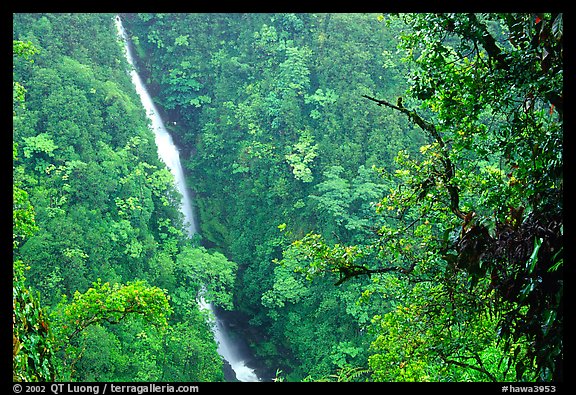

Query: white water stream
<box><xmin>115</xmin><ymin>15</ymin><xmax>260</xmax><ymax>382</ymax></box>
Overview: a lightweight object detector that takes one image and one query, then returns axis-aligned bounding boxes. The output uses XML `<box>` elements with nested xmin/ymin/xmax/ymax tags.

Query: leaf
<box><xmin>526</xmin><ymin>237</ymin><xmax>543</xmax><ymax>274</ymax></box>
<box><xmin>547</xmin><ymin>255</ymin><xmax>563</xmax><ymax>273</ymax></box>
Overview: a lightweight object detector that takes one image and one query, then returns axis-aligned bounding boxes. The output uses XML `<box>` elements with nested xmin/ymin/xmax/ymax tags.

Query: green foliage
<box><xmin>50</xmin><ymin>280</ymin><xmax>172</xmax><ymax>380</ymax></box>
<box><xmin>14</xmin><ymin>12</ymin><xmax>562</xmax><ymax>383</ymax></box>
<box><xmin>13</xmin><ymin>14</ymin><xmax>226</xmax><ymax>382</ymax></box>
<box><xmin>285</xmin><ymin>12</ymin><xmax>563</xmax><ymax>382</ymax></box>
<box><xmin>120</xmin><ymin>12</ymin><xmax>427</xmax><ymax>380</ymax></box>
<box><xmin>310</xmin><ymin>366</ymin><xmax>370</xmax><ymax>382</ymax></box>
<box><xmin>368</xmin><ymin>278</ymin><xmax>527</xmax><ymax>382</ymax></box>
<box><xmin>396</xmin><ymin>13</ymin><xmax>563</xmax><ymax>381</ymax></box>
<box><xmin>13</xmin><ymin>40</ymin><xmax>39</xmax><ymax>110</ymax></box>
<box><xmin>284</xmin><ymin>129</ymin><xmax>318</xmax><ymax>183</ymax></box>
<box><xmin>176</xmin><ymin>246</ymin><xmax>238</xmax><ymax>310</ymax></box>
<box><xmin>162</xmin><ymin>60</ymin><xmax>211</xmax><ymax>109</ymax></box>
<box><xmin>13</xmin><ymin>39</ymin><xmax>59</xmax><ymax>383</ymax></box>
<box><xmin>159</xmin><ymin>318</ymin><xmax>225</xmax><ymax>382</ymax></box>
<box><xmin>13</xmin><ymin>186</ymin><xmax>38</xmax><ymax>248</ymax></box>
<box><xmin>13</xmin><ymin>144</ymin><xmax>39</xmax><ymax>249</ymax></box>
<box><xmin>68</xmin><ymin>304</ymin><xmax>224</xmax><ymax>382</ymax></box>
<box><xmin>310</xmin><ymin>165</ymin><xmax>387</xmax><ymax>243</ymax></box>
<box><xmin>13</xmin><ymin>259</ymin><xmax>59</xmax><ymax>382</ymax></box>
<box><xmin>52</xmin><ymin>280</ymin><xmax>172</xmax><ymax>343</ymax></box>
<box><xmin>261</xmin><ymin>264</ymin><xmax>309</xmax><ymax>309</ymax></box>
<box><xmin>22</xmin><ymin>133</ymin><xmax>58</xmax><ymax>172</ymax></box>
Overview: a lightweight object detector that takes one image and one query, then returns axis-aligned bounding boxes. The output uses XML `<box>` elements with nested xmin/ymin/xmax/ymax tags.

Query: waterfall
<box><xmin>115</xmin><ymin>15</ymin><xmax>260</xmax><ymax>382</ymax></box>
<box><xmin>197</xmin><ymin>298</ymin><xmax>262</xmax><ymax>382</ymax></box>
<box><xmin>114</xmin><ymin>16</ymin><xmax>196</xmax><ymax>237</ymax></box>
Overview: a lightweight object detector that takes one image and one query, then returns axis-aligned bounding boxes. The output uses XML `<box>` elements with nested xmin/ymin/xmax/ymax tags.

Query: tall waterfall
<box><xmin>115</xmin><ymin>15</ymin><xmax>260</xmax><ymax>382</ymax></box>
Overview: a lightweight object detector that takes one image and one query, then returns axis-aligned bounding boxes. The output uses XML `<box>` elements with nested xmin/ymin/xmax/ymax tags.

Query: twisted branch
<box><xmin>362</xmin><ymin>95</ymin><xmax>465</xmax><ymax>220</ymax></box>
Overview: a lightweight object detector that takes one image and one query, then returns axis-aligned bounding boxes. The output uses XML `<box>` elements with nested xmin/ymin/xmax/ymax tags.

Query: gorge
<box><xmin>115</xmin><ymin>15</ymin><xmax>260</xmax><ymax>383</ymax></box>
<box><xmin>13</xmin><ymin>12</ymin><xmax>563</xmax><ymax>382</ymax></box>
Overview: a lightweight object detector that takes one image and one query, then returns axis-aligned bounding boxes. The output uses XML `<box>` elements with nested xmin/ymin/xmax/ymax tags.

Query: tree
<box><xmin>290</xmin><ymin>13</ymin><xmax>563</xmax><ymax>381</ymax></box>
<box><xmin>13</xmin><ymin>39</ymin><xmax>60</xmax><ymax>382</ymax></box>
<box><xmin>284</xmin><ymin>129</ymin><xmax>318</xmax><ymax>183</ymax></box>
<box><xmin>117</xmin><ymin>12</ymin><xmax>562</xmax><ymax>381</ymax></box>
<box><xmin>13</xmin><ymin>145</ymin><xmax>38</xmax><ymax>250</ymax></box>
<box><xmin>176</xmin><ymin>246</ymin><xmax>237</xmax><ymax>310</ymax></box>
<box><xmin>13</xmin><ymin>39</ymin><xmax>39</xmax><ymax>111</ymax></box>
<box><xmin>13</xmin><ymin>260</ymin><xmax>59</xmax><ymax>382</ymax></box>
<box><xmin>121</xmin><ymin>13</ymin><xmax>425</xmax><ymax>380</ymax></box>
<box><xmin>13</xmin><ymin>15</ymin><xmax>226</xmax><ymax>381</ymax></box>
<box><xmin>50</xmin><ymin>280</ymin><xmax>172</xmax><ymax>380</ymax></box>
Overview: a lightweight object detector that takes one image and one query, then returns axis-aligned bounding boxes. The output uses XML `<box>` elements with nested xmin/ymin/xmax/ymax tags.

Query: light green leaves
<box><xmin>261</xmin><ymin>265</ymin><xmax>308</xmax><ymax>308</ymax></box>
<box><xmin>22</xmin><ymin>133</ymin><xmax>58</xmax><ymax>172</ymax></box>
<box><xmin>52</xmin><ymin>280</ymin><xmax>172</xmax><ymax>346</ymax></box>
<box><xmin>285</xmin><ymin>129</ymin><xmax>317</xmax><ymax>183</ymax></box>
<box><xmin>176</xmin><ymin>246</ymin><xmax>237</xmax><ymax>310</ymax></box>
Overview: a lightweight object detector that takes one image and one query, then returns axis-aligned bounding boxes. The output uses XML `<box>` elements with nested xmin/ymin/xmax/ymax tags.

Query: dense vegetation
<box><xmin>13</xmin><ymin>14</ymin><xmax>229</xmax><ymax>382</ymax></box>
<box><xmin>13</xmin><ymin>12</ymin><xmax>562</xmax><ymax>383</ymax></box>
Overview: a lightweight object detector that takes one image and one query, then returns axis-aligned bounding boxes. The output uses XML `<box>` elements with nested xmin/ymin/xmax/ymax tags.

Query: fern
<box><xmin>327</xmin><ymin>366</ymin><xmax>371</xmax><ymax>382</ymax></box>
